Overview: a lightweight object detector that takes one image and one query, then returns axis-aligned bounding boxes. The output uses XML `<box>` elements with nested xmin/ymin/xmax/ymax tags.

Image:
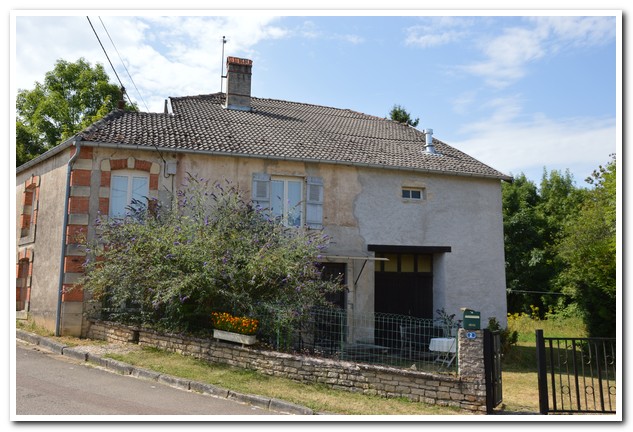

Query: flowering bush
<box><xmin>212</xmin><ymin>312</ymin><xmax>259</xmax><ymax>335</ymax></box>
<box><xmin>81</xmin><ymin>173</ymin><xmax>342</xmax><ymax>334</ymax></box>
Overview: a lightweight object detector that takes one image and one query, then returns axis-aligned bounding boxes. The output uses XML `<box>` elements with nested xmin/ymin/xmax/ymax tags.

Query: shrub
<box><xmin>486</xmin><ymin>317</ymin><xmax>518</xmax><ymax>355</ymax></box>
<box><xmin>81</xmin><ymin>174</ymin><xmax>342</xmax><ymax>334</ymax></box>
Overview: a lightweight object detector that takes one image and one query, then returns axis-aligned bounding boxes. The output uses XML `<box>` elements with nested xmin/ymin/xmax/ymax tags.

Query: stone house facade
<box><xmin>15</xmin><ymin>56</ymin><xmax>511</xmax><ymax>337</ymax></box>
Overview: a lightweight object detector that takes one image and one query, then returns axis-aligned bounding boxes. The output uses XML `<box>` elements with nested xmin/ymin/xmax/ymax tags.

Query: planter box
<box><xmin>213</xmin><ymin>329</ymin><xmax>257</xmax><ymax>345</ymax></box>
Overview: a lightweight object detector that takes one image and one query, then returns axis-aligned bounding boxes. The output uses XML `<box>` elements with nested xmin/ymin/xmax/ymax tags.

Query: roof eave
<box><xmin>16</xmin><ymin>136</ymin><xmax>79</xmax><ymax>174</ymax></box>
<box><xmin>80</xmin><ymin>140</ymin><xmax>513</xmax><ymax>182</ymax></box>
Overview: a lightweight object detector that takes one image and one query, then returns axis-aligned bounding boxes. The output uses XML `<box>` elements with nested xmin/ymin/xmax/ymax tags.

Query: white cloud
<box><xmin>529</xmin><ymin>16</ymin><xmax>616</xmax><ymax>49</ymax></box>
<box><xmin>452</xmin><ymin>114</ymin><xmax>617</xmax><ymax>183</ymax></box>
<box><xmin>296</xmin><ymin>19</ymin><xmax>363</xmax><ymax>44</ymax></box>
<box><xmin>15</xmin><ymin>15</ymin><xmax>289</xmax><ymax>112</ymax></box>
<box><xmin>404</xmin><ymin>17</ymin><xmax>473</xmax><ymax>48</ymax></box>
<box><xmin>405</xmin><ymin>30</ymin><xmax>465</xmax><ymax>48</ymax></box>
<box><xmin>462</xmin><ymin>27</ymin><xmax>544</xmax><ymax>88</ymax></box>
<box><xmin>460</xmin><ymin>16</ymin><xmax>616</xmax><ymax>89</ymax></box>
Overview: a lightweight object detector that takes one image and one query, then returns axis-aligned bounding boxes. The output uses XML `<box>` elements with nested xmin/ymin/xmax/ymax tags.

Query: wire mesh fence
<box><xmin>256</xmin><ymin>307</ymin><xmax>459</xmax><ymax>374</ymax></box>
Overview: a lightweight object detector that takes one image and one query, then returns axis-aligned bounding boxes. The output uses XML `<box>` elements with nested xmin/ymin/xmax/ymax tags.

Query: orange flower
<box><xmin>211</xmin><ymin>312</ymin><xmax>259</xmax><ymax>335</ymax></box>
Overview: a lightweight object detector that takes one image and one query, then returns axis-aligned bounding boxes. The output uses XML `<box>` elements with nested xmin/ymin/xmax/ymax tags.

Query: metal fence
<box><xmin>256</xmin><ymin>307</ymin><xmax>459</xmax><ymax>373</ymax></box>
<box><xmin>536</xmin><ymin>330</ymin><xmax>617</xmax><ymax>414</ymax></box>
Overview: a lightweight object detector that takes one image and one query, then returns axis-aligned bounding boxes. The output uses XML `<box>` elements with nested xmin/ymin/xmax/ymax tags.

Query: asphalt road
<box><xmin>14</xmin><ymin>340</ymin><xmax>284</xmax><ymax>418</ymax></box>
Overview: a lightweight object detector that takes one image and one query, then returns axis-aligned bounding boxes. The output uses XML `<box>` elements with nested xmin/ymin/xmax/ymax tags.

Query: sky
<box><xmin>11</xmin><ymin>9</ymin><xmax>620</xmax><ymax>187</ymax></box>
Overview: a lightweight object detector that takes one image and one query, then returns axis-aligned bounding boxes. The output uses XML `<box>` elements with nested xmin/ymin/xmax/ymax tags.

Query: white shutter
<box><xmin>306</xmin><ymin>176</ymin><xmax>324</xmax><ymax>229</ymax></box>
<box><xmin>252</xmin><ymin>173</ymin><xmax>271</xmax><ymax>210</ymax></box>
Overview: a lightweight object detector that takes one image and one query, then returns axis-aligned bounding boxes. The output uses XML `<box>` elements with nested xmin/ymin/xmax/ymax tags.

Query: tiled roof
<box><xmin>79</xmin><ymin>93</ymin><xmax>511</xmax><ymax>180</ymax></box>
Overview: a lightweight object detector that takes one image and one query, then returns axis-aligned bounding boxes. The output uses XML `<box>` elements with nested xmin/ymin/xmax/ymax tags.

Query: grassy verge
<box><xmin>107</xmin><ymin>347</ymin><xmax>464</xmax><ymax>416</ymax></box>
<box><xmin>15</xmin><ymin>317</ymin><xmax>108</xmax><ymax>347</ymax></box>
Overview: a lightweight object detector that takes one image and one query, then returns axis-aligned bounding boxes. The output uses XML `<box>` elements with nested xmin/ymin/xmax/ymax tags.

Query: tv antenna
<box><xmin>220</xmin><ymin>36</ymin><xmax>228</xmax><ymax>93</ymax></box>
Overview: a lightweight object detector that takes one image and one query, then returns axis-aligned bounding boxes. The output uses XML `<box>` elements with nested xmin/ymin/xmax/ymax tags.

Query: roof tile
<box><xmin>79</xmin><ymin>93</ymin><xmax>510</xmax><ymax>180</ymax></box>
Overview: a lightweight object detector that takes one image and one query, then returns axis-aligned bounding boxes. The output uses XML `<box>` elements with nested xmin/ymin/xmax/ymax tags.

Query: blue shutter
<box><xmin>252</xmin><ymin>173</ymin><xmax>271</xmax><ymax>210</ymax></box>
<box><xmin>305</xmin><ymin>176</ymin><xmax>324</xmax><ymax>229</ymax></box>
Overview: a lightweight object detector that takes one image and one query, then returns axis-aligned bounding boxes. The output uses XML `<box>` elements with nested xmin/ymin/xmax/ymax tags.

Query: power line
<box><xmin>86</xmin><ymin>17</ymin><xmax>126</xmax><ymax>95</ymax></box>
<box><xmin>98</xmin><ymin>16</ymin><xmax>150</xmax><ymax>113</ymax></box>
<box><xmin>508</xmin><ymin>290</ymin><xmax>569</xmax><ymax>296</ymax></box>
<box><xmin>86</xmin><ymin>16</ymin><xmax>168</xmax><ymax>169</ymax></box>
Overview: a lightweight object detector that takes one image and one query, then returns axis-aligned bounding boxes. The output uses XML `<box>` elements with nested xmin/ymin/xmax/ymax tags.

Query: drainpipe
<box><xmin>55</xmin><ymin>138</ymin><xmax>82</xmax><ymax>336</ymax></box>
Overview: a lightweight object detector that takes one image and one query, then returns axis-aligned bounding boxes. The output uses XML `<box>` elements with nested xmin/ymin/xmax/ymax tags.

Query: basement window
<box><xmin>402</xmin><ymin>188</ymin><xmax>425</xmax><ymax>201</ymax></box>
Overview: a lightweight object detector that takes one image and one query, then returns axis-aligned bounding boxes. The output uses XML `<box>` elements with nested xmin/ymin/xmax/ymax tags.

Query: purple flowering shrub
<box><xmin>81</xmin><ymin>174</ymin><xmax>341</xmax><ymax>334</ymax></box>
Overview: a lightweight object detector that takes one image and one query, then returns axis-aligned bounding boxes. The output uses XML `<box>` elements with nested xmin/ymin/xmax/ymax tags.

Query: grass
<box><xmin>16</xmin><ymin>314</ymin><xmax>589</xmax><ymax>416</ymax></box>
<box><xmin>15</xmin><ymin>317</ymin><xmax>108</xmax><ymax>347</ymax></box>
<box><xmin>507</xmin><ymin>313</ymin><xmax>587</xmax><ymax>343</ymax></box>
<box><xmin>499</xmin><ymin>314</ymin><xmax>588</xmax><ymax>413</ymax></box>
<box><xmin>107</xmin><ymin>347</ymin><xmax>463</xmax><ymax>416</ymax></box>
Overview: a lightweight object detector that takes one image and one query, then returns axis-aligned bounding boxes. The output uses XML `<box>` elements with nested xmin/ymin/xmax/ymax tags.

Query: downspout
<box><xmin>55</xmin><ymin>138</ymin><xmax>82</xmax><ymax>336</ymax></box>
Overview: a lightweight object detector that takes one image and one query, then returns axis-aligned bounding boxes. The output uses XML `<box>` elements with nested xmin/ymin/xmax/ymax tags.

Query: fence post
<box><xmin>483</xmin><ymin>329</ymin><xmax>493</xmax><ymax>414</ymax></box>
<box><xmin>536</xmin><ymin>329</ymin><xmax>549</xmax><ymax>415</ymax></box>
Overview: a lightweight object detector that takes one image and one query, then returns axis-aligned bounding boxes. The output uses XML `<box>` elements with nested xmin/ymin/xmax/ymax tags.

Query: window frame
<box><xmin>401</xmin><ymin>187</ymin><xmax>426</xmax><ymax>201</ymax></box>
<box><xmin>108</xmin><ymin>169</ymin><xmax>150</xmax><ymax>218</ymax></box>
<box><xmin>270</xmin><ymin>175</ymin><xmax>305</xmax><ymax>227</ymax></box>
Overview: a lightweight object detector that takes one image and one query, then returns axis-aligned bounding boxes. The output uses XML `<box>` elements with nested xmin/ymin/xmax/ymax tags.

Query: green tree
<box><xmin>388</xmin><ymin>104</ymin><xmax>419</xmax><ymax>127</ymax></box>
<box><xmin>16</xmin><ymin>58</ymin><xmax>136</xmax><ymax>166</ymax></box>
<box><xmin>556</xmin><ymin>156</ymin><xmax>617</xmax><ymax>337</ymax></box>
<box><xmin>81</xmin><ymin>175</ymin><xmax>341</xmax><ymax>336</ymax></box>
<box><xmin>502</xmin><ymin>174</ymin><xmax>548</xmax><ymax>313</ymax></box>
<box><xmin>502</xmin><ymin>170</ymin><xmax>585</xmax><ymax>316</ymax></box>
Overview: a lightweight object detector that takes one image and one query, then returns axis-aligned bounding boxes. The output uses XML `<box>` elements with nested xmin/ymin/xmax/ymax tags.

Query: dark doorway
<box><xmin>320</xmin><ymin>262</ymin><xmax>346</xmax><ymax>308</ymax></box>
<box><xmin>374</xmin><ymin>252</ymin><xmax>433</xmax><ymax>319</ymax></box>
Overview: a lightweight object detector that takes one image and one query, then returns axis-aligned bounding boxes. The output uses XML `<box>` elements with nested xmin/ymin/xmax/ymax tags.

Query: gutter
<box><xmin>16</xmin><ymin>137</ymin><xmax>76</xmax><ymax>175</ymax></box>
<box><xmin>55</xmin><ymin>138</ymin><xmax>82</xmax><ymax>336</ymax></box>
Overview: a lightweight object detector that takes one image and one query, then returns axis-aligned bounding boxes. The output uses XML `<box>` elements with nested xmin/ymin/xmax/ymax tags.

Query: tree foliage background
<box><xmin>80</xmin><ymin>175</ymin><xmax>342</xmax><ymax>338</ymax></box>
<box><xmin>388</xmin><ymin>104</ymin><xmax>419</xmax><ymax>127</ymax></box>
<box><xmin>16</xmin><ymin>58</ymin><xmax>137</xmax><ymax>166</ymax></box>
<box><xmin>502</xmin><ymin>156</ymin><xmax>617</xmax><ymax>337</ymax></box>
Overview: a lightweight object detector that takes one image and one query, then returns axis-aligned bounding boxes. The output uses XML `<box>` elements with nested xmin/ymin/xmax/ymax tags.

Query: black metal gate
<box><xmin>484</xmin><ymin>329</ymin><xmax>503</xmax><ymax>414</ymax></box>
<box><xmin>536</xmin><ymin>329</ymin><xmax>617</xmax><ymax>414</ymax></box>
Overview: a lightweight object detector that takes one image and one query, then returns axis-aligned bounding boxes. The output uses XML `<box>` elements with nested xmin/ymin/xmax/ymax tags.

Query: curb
<box><xmin>15</xmin><ymin>330</ymin><xmax>316</xmax><ymax>416</ymax></box>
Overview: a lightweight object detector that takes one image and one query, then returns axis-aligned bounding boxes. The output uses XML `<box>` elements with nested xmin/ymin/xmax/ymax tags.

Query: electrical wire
<box><xmin>86</xmin><ymin>16</ymin><xmax>169</xmax><ymax>171</ymax></box>
<box><xmin>508</xmin><ymin>290</ymin><xmax>569</xmax><ymax>296</ymax></box>
<box><xmin>98</xmin><ymin>16</ymin><xmax>150</xmax><ymax>113</ymax></box>
<box><xmin>86</xmin><ymin>16</ymin><xmax>132</xmax><ymax>106</ymax></box>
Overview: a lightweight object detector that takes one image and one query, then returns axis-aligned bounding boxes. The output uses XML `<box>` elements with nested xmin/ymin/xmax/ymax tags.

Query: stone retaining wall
<box><xmin>86</xmin><ymin>320</ymin><xmax>487</xmax><ymax>412</ymax></box>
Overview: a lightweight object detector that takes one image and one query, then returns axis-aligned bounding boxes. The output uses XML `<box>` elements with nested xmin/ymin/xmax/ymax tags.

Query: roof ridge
<box><xmin>171</xmin><ymin>92</ymin><xmax>397</xmax><ymax>123</ymax></box>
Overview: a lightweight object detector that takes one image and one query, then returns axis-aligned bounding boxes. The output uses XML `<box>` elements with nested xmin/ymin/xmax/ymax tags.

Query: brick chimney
<box><xmin>224</xmin><ymin>57</ymin><xmax>252</xmax><ymax>111</ymax></box>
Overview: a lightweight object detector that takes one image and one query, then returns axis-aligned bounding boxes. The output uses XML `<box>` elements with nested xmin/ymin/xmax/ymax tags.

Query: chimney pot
<box><xmin>423</xmin><ymin>129</ymin><xmax>436</xmax><ymax>154</ymax></box>
<box><xmin>118</xmin><ymin>86</ymin><xmax>126</xmax><ymax>110</ymax></box>
<box><xmin>224</xmin><ymin>57</ymin><xmax>253</xmax><ymax>111</ymax></box>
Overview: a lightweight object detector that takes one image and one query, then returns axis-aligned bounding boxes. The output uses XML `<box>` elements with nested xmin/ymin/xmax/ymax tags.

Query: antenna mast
<box><xmin>220</xmin><ymin>36</ymin><xmax>227</xmax><ymax>93</ymax></box>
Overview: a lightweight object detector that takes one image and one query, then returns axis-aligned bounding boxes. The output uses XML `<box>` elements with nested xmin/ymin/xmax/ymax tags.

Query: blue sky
<box><xmin>11</xmin><ymin>9</ymin><xmax>620</xmax><ymax>187</ymax></box>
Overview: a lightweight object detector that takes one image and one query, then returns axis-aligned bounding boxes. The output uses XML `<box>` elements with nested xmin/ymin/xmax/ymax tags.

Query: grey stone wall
<box><xmin>457</xmin><ymin>328</ymin><xmax>485</xmax><ymax>381</ymax></box>
<box><xmin>86</xmin><ymin>321</ymin><xmax>488</xmax><ymax>412</ymax></box>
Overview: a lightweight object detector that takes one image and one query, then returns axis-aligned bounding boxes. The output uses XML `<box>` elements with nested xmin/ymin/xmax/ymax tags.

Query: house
<box><xmin>15</xmin><ymin>57</ymin><xmax>511</xmax><ymax>337</ymax></box>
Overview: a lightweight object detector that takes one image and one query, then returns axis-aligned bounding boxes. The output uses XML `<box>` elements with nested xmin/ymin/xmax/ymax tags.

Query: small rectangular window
<box><xmin>402</xmin><ymin>188</ymin><xmax>425</xmax><ymax>200</ymax></box>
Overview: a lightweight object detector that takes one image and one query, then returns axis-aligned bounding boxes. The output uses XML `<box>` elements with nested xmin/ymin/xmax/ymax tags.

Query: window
<box><xmin>20</xmin><ymin>188</ymin><xmax>36</xmax><ymax>238</ymax></box>
<box><xmin>375</xmin><ymin>253</ymin><xmax>432</xmax><ymax>273</ymax></box>
<box><xmin>271</xmin><ymin>177</ymin><xmax>303</xmax><ymax>227</ymax></box>
<box><xmin>252</xmin><ymin>173</ymin><xmax>324</xmax><ymax>228</ymax></box>
<box><xmin>19</xmin><ymin>176</ymin><xmax>40</xmax><ymax>245</ymax></box>
<box><xmin>402</xmin><ymin>188</ymin><xmax>425</xmax><ymax>200</ymax></box>
<box><xmin>109</xmin><ymin>170</ymin><xmax>149</xmax><ymax>218</ymax></box>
